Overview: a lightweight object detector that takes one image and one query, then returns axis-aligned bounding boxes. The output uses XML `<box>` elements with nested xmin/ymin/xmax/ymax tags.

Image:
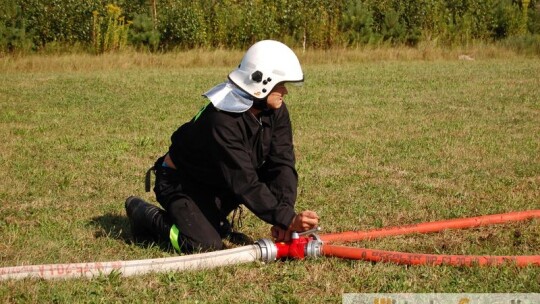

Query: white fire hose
<box><xmin>0</xmin><ymin>239</ymin><xmax>278</xmax><ymax>281</ymax></box>
<box><xmin>0</xmin><ymin>230</ymin><xmax>324</xmax><ymax>281</ymax></box>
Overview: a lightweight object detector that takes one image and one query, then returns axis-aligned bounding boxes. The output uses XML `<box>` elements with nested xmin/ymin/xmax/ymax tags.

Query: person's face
<box><xmin>266</xmin><ymin>84</ymin><xmax>288</xmax><ymax>110</ymax></box>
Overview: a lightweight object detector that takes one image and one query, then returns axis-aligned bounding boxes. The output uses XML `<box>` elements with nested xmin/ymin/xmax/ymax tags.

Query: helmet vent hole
<box><xmin>251</xmin><ymin>71</ymin><xmax>263</xmax><ymax>83</ymax></box>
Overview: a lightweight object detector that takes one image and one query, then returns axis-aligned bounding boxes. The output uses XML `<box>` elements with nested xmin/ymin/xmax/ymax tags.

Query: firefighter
<box><xmin>125</xmin><ymin>40</ymin><xmax>319</xmax><ymax>253</ymax></box>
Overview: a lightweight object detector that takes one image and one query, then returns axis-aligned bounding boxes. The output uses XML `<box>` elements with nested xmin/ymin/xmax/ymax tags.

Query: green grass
<box><xmin>0</xmin><ymin>51</ymin><xmax>539</xmax><ymax>303</ymax></box>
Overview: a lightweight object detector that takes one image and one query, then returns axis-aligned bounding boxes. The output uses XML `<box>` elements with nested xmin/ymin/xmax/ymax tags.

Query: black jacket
<box><xmin>168</xmin><ymin>102</ymin><xmax>297</xmax><ymax>229</ymax></box>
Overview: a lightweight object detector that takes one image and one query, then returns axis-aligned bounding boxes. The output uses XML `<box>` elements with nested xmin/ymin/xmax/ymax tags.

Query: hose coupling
<box><xmin>304</xmin><ymin>227</ymin><xmax>323</xmax><ymax>258</ymax></box>
<box><xmin>255</xmin><ymin>238</ymin><xmax>277</xmax><ymax>263</ymax></box>
<box><xmin>305</xmin><ymin>239</ymin><xmax>323</xmax><ymax>258</ymax></box>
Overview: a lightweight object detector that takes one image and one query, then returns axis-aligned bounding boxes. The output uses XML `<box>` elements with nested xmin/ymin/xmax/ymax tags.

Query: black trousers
<box><xmin>153</xmin><ymin>157</ymin><xmax>238</xmax><ymax>252</ymax></box>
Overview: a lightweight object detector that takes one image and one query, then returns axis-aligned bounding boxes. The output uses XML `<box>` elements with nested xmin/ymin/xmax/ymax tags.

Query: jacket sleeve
<box><xmin>209</xmin><ymin>115</ymin><xmax>296</xmax><ymax>230</ymax></box>
<box><xmin>260</xmin><ymin>104</ymin><xmax>298</xmax><ymax>212</ymax></box>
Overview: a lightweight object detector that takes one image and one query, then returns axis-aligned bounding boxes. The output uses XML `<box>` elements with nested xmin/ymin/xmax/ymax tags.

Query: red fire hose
<box><xmin>321</xmin><ymin>245</ymin><xmax>540</xmax><ymax>267</ymax></box>
<box><xmin>318</xmin><ymin>209</ymin><xmax>540</xmax><ymax>267</ymax></box>
<box><xmin>320</xmin><ymin>210</ymin><xmax>540</xmax><ymax>243</ymax></box>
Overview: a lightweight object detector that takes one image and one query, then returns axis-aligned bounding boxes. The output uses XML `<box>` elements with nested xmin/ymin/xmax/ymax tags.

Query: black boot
<box><xmin>125</xmin><ymin>196</ymin><xmax>172</xmax><ymax>246</ymax></box>
<box><xmin>219</xmin><ymin>218</ymin><xmax>254</xmax><ymax>246</ymax></box>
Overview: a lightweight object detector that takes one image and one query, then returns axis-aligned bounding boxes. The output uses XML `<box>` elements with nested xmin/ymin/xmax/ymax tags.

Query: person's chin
<box><xmin>269</xmin><ymin>101</ymin><xmax>283</xmax><ymax>109</ymax></box>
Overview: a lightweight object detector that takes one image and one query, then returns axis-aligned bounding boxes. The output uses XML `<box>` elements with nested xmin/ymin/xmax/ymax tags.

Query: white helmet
<box><xmin>228</xmin><ymin>40</ymin><xmax>303</xmax><ymax>100</ymax></box>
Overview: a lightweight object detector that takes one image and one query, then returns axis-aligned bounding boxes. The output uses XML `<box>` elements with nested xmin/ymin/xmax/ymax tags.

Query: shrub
<box><xmin>0</xmin><ymin>0</ymin><xmax>33</xmax><ymax>53</ymax></box>
<box><xmin>502</xmin><ymin>33</ymin><xmax>540</xmax><ymax>55</ymax></box>
<box><xmin>19</xmin><ymin>0</ymin><xmax>102</xmax><ymax>49</ymax></box>
<box><xmin>92</xmin><ymin>4</ymin><xmax>130</xmax><ymax>53</ymax></box>
<box><xmin>340</xmin><ymin>1</ymin><xmax>377</xmax><ymax>45</ymax></box>
<box><xmin>490</xmin><ymin>0</ymin><xmax>523</xmax><ymax>39</ymax></box>
<box><xmin>1</xmin><ymin>0</ymin><xmax>539</xmax><ymax>53</ymax></box>
<box><xmin>158</xmin><ymin>0</ymin><xmax>208</xmax><ymax>49</ymax></box>
<box><xmin>129</xmin><ymin>14</ymin><xmax>160</xmax><ymax>51</ymax></box>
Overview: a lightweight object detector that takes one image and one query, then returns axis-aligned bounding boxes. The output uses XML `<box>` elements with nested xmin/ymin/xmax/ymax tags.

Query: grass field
<box><xmin>0</xmin><ymin>49</ymin><xmax>539</xmax><ymax>303</ymax></box>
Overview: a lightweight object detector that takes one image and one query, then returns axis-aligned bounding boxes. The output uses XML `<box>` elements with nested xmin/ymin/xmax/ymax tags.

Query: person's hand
<box><xmin>271</xmin><ymin>225</ymin><xmax>289</xmax><ymax>242</ymax></box>
<box><xmin>271</xmin><ymin>211</ymin><xmax>320</xmax><ymax>242</ymax></box>
<box><xmin>288</xmin><ymin>210</ymin><xmax>319</xmax><ymax>232</ymax></box>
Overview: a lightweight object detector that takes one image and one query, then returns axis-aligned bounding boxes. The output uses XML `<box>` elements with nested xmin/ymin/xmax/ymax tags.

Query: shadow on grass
<box><xmin>90</xmin><ymin>213</ymin><xmax>132</xmax><ymax>244</ymax></box>
<box><xmin>90</xmin><ymin>213</ymin><xmax>174</xmax><ymax>252</ymax></box>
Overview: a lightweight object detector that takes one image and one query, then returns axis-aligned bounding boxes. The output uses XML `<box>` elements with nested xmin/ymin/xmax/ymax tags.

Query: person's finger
<box><xmin>301</xmin><ymin>210</ymin><xmax>319</xmax><ymax>219</ymax></box>
<box><xmin>282</xmin><ymin>230</ymin><xmax>291</xmax><ymax>242</ymax></box>
<box><xmin>301</xmin><ymin>222</ymin><xmax>317</xmax><ymax>230</ymax></box>
<box><xmin>271</xmin><ymin>226</ymin><xmax>279</xmax><ymax>239</ymax></box>
<box><xmin>301</xmin><ymin>217</ymin><xmax>319</xmax><ymax>226</ymax></box>
<box><xmin>277</xmin><ymin>229</ymin><xmax>287</xmax><ymax>242</ymax></box>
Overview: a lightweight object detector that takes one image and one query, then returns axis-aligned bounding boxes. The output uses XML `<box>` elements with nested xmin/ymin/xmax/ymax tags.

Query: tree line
<box><xmin>1</xmin><ymin>0</ymin><xmax>539</xmax><ymax>53</ymax></box>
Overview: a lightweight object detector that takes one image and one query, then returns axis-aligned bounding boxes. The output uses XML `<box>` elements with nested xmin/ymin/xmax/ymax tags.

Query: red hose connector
<box><xmin>275</xmin><ymin>233</ymin><xmax>310</xmax><ymax>259</ymax></box>
<box><xmin>256</xmin><ymin>228</ymin><xmax>323</xmax><ymax>261</ymax></box>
